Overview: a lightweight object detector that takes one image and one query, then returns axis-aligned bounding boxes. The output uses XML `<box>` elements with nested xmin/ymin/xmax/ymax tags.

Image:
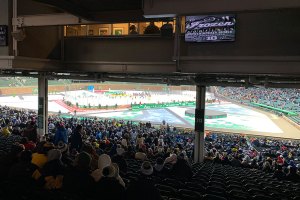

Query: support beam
<box><xmin>37</xmin><ymin>75</ymin><xmax>48</xmax><ymax>140</ymax></box>
<box><xmin>12</xmin><ymin>0</ymin><xmax>18</xmax><ymax>56</ymax></box>
<box><xmin>194</xmin><ymin>85</ymin><xmax>206</xmax><ymax>163</ymax></box>
<box><xmin>12</xmin><ymin>13</ymin><xmax>94</xmax><ymax>27</ymax></box>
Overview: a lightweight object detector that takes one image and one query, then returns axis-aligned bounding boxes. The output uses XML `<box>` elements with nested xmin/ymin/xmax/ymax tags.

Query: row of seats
<box><xmin>124</xmin><ymin>160</ymin><xmax>300</xmax><ymax>200</ymax></box>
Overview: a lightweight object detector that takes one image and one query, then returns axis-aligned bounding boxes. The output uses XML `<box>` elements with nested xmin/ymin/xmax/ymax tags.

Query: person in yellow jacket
<box><xmin>2</xmin><ymin>126</ymin><xmax>11</xmax><ymax>137</ymax></box>
<box><xmin>32</xmin><ymin>142</ymin><xmax>54</xmax><ymax>169</ymax></box>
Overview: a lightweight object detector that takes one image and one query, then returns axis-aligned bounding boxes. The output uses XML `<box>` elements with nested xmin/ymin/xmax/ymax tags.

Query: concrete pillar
<box><xmin>37</xmin><ymin>75</ymin><xmax>48</xmax><ymax>138</ymax></box>
<box><xmin>0</xmin><ymin>0</ymin><xmax>9</xmax><ymax>56</ymax></box>
<box><xmin>194</xmin><ymin>85</ymin><xmax>206</xmax><ymax>163</ymax></box>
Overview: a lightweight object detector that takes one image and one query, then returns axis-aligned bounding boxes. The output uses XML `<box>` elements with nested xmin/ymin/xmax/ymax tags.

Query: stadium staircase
<box><xmin>53</xmin><ymin>100</ymin><xmax>82</xmax><ymax>112</ymax></box>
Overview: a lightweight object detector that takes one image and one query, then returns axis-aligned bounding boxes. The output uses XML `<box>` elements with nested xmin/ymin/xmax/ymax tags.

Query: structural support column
<box><xmin>37</xmin><ymin>75</ymin><xmax>48</xmax><ymax>139</ymax></box>
<box><xmin>194</xmin><ymin>85</ymin><xmax>206</xmax><ymax>163</ymax></box>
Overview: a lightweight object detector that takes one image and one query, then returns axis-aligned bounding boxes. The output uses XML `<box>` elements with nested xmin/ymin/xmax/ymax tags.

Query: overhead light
<box><xmin>144</xmin><ymin>14</ymin><xmax>175</xmax><ymax>18</ymax></box>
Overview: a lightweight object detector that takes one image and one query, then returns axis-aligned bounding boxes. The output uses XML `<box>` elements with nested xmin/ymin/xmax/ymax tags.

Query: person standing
<box><xmin>70</xmin><ymin>125</ymin><xmax>83</xmax><ymax>152</ymax></box>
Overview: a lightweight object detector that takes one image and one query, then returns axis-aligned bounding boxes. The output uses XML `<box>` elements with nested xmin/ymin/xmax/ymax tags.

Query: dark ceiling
<box><xmin>34</xmin><ymin>0</ymin><xmax>145</xmax><ymax>22</ymax></box>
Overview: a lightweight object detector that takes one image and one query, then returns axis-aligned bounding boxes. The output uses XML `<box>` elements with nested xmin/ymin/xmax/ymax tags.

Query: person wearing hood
<box><xmin>91</xmin><ymin>154</ymin><xmax>112</xmax><ymax>182</ymax></box>
<box><xmin>54</xmin><ymin>123</ymin><xmax>68</xmax><ymax>145</ymax></box>
<box><xmin>94</xmin><ymin>164</ymin><xmax>125</xmax><ymax>200</ymax></box>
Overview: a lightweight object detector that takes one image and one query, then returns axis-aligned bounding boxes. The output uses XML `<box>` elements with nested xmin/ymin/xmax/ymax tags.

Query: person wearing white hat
<box><xmin>91</xmin><ymin>154</ymin><xmax>111</xmax><ymax>182</ymax></box>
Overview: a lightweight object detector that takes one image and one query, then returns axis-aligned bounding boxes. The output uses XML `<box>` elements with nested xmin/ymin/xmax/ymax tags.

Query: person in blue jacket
<box><xmin>54</xmin><ymin>122</ymin><xmax>68</xmax><ymax>145</ymax></box>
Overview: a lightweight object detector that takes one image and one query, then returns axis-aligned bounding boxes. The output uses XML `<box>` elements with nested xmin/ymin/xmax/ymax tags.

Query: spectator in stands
<box><xmin>8</xmin><ymin>150</ymin><xmax>36</xmax><ymax>183</ymax></box>
<box><xmin>63</xmin><ymin>152</ymin><xmax>95</xmax><ymax>197</ymax></box>
<box><xmin>112</xmin><ymin>151</ymin><xmax>128</xmax><ymax>176</ymax></box>
<box><xmin>92</xmin><ymin>153</ymin><xmax>112</xmax><ymax>182</ymax></box>
<box><xmin>171</xmin><ymin>153</ymin><xmax>193</xmax><ymax>180</ymax></box>
<box><xmin>126</xmin><ymin>161</ymin><xmax>163</xmax><ymax>200</ymax></box>
<box><xmin>230</xmin><ymin>155</ymin><xmax>241</xmax><ymax>167</ymax></box>
<box><xmin>263</xmin><ymin>158</ymin><xmax>273</xmax><ymax>173</ymax></box>
<box><xmin>31</xmin><ymin>142</ymin><xmax>54</xmax><ymax>169</ymax></box>
<box><xmin>40</xmin><ymin>149</ymin><xmax>65</xmax><ymax>190</ymax></box>
<box><xmin>160</xmin><ymin>21</ymin><xmax>173</xmax><ymax>37</ymax></box>
<box><xmin>164</xmin><ymin>153</ymin><xmax>177</xmax><ymax>165</ymax></box>
<box><xmin>70</xmin><ymin>124</ymin><xmax>83</xmax><ymax>152</ymax></box>
<box><xmin>135</xmin><ymin>148</ymin><xmax>147</xmax><ymax>161</ymax></box>
<box><xmin>53</xmin><ymin>122</ymin><xmax>68</xmax><ymax>145</ymax></box>
<box><xmin>0</xmin><ymin>143</ymin><xmax>25</xmax><ymax>179</ymax></box>
<box><xmin>286</xmin><ymin>166</ymin><xmax>300</xmax><ymax>182</ymax></box>
<box><xmin>129</xmin><ymin>24</ymin><xmax>138</xmax><ymax>35</ymax></box>
<box><xmin>22</xmin><ymin>121</ymin><xmax>38</xmax><ymax>143</ymax></box>
<box><xmin>20</xmin><ymin>137</ymin><xmax>36</xmax><ymax>151</ymax></box>
<box><xmin>82</xmin><ymin>144</ymin><xmax>99</xmax><ymax>171</ymax></box>
<box><xmin>1</xmin><ymin>119</ymin><xmax>11</xmax><ymax>137</ymax></box>
<box><xmin>144</xmin><ymin>21</ymin><xmax>160</xmax><ymax>34</ymax></box>
<box><xmin>94</xmin><ymin>164</ymin><xmax>126</xmax><ymax>200</ymax></box>
<box><xmin>272</xmin><ymin>165</ymin><xmax>286</xmax><ymax>180</ymax></box>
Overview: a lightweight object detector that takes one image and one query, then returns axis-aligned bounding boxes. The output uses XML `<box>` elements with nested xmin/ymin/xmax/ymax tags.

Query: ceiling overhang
<box><xmin>2</xmin><ymin>56</ymin><xmax>300</xmax><ymax>88</ymax></box>
<box><xmin>33</xmin><ymin>0</ymin><xmax>145</xmax><ymax>22</ymax></box>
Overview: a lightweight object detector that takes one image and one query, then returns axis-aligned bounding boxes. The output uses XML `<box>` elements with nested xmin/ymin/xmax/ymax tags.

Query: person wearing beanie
<box><xmin>62</xmin><ymin>152</ymin><xmax>95</xmax><ymax>198</ymax></box>
<box><xmin>91</xmin><ymin>153</ymin><xmax>112</xmax><ymax>182</ymax></box>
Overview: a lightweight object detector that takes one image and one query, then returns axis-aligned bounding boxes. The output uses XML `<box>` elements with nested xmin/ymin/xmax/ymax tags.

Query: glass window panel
<box><xmin>112</xmin><ymin>23</ymin><xmax>128</xmax><ymax>35</ymax></box>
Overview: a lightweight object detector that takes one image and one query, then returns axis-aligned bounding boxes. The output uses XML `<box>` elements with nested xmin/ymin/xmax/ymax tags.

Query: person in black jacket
<box><xmin>70</xmin><ymin>125</ymin><xmax>83</xmax><ymax>152</ymax></box>
<box><xmin>126</xmin><ymin>161</ymin><xmax>163</xmax><ymax>200</ymax></box>
<box><xmin>94</xmin><ymin>165</ymin><xmax>125</xmax><ymax>200</ymax></box>
<box><xmin>272</xmin><ymin>165</ymin><xmax>286</xmax><ymax>180</ymax></box>
<box><xmin>39</xmin><ymin>149</ymin><xmax>66</xmax><ymax>190</ymax></box>
<box><xmin>171</xmin><ymin>154</ymin><xmax>193</xmax><ymax>180</ymax></box>
<box><xmin>8</xmin><ymin>150</ymin><xmax>37</xmax><ymax>182</ymax></box>
<box><xmin>62</xmin><ymin>152</ymin><xmax>95</xmax><ymax>198</ymax></box>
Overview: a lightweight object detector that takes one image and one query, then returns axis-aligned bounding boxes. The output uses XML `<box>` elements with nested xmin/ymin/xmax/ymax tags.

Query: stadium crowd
<box><xmin>217</xmin><ymin>87</ymin><xmax>300</xmax><ymax>112</ymax></box>
<box><xmin>0</xmin><ymin>105</ymin><xmax>299</xmax><ymax>200</ymax></box>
